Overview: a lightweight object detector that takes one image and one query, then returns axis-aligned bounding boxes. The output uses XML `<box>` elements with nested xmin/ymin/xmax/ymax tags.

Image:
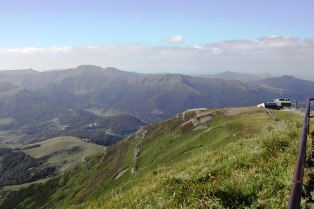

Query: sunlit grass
<box><xmin>80</xmin><ymin>109</ymin><xmax>304</xmax><ymax>209</ymax></box>
<box><xmin>23</xmin><ymin>136</ymin><xmax>105</xmax><ymax>172</ymax></box>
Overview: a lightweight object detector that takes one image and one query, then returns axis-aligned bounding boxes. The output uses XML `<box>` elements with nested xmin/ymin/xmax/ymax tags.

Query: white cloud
<box><xmin>0</xmin><ymin>36</ymin><xmax>313</xmax><ymax>76</ymax></box>
<box><xmin>211</xmin><ymin>47</ymin><xmax>223</xmax><ymax>55</ymax></box>
<box><xmin>165</xmin><ymin>35</ymin><xmax>185</xmax><ymax>43</ymax></box>
<box><xmin>210</xmin><ymin>36</ymin><xmax>306</xmax><ymax>53</ymax></box>
<box><xmin>193</xmin><ymin>45</ymin><xmax>204</xmax><ymax>50</ymax></box>
<box><xmin>0</xmin><ymin>47</ymin><xmax>73</xmax><ymax>55</ymax></box>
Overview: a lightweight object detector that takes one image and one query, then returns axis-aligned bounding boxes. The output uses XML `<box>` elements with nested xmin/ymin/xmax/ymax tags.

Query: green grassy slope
<box><xmin>2</xmin><ymin>137</ymin><xmax>105</xmax><ymax>192</ymax></box>
<box><xmin>0</xmin><ymin>107</ymin><xmax>307</xmax><ymax>209</ymax></box>
<box><xmin>23</xmin><ymin>136</ymin><xmax>105</xmax><ymax>172</ymax></box>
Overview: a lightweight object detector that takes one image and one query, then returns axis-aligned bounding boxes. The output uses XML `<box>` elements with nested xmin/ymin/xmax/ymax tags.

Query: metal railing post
<box><xmin>288</xmin><ymin>98</ymin><xmax>314</xmax><ymax>209</ymax></box>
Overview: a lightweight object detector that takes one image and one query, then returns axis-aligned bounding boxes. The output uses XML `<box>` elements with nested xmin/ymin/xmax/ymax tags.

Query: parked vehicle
<box><xmin>257</xmin><ymin>102</ymin><xmax>279</xmax><ymax>109</ymax></box>
<box><xmin>274</xmin><ymin>98</ymin><xmax>291</xmax><ymax>108</ymax></box>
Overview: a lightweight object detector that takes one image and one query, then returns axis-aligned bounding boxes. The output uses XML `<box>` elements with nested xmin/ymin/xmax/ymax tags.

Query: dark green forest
<box><xmin>0</xmin><ymin>148</ymin><xmax>55</xmax><ymax>186</ymax></box>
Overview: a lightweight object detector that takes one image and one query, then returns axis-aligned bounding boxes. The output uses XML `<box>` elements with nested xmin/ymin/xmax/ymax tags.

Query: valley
<box><xmin>1</xmin><ymin>65</ymin><xmax>313</xmax><ymax>149</ymax></box>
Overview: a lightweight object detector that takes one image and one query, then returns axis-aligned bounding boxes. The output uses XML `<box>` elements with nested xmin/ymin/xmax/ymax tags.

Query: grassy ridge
<box><xmin>89</xmin><ymin>123</ymin><xmax>300</xmax><ymax>208</ymax></box>
<box><xmin>78</xmin><ymin>108</ymin><xmax>303</xmax><ymax>208</ymax></box>
<box><xmin>0</xmin><ymin>107</ymin><xmax>306</xmax><ymax>209</ymax></box>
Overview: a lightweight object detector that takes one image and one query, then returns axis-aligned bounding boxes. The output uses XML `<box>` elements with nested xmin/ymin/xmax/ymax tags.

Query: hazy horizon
<box><xmin>0</xmin><ymin>0</ymin><xmax>313</xmax><ymax>76</ymax></box>
<box><xmin>0</xmin><ymin>64</ymin><xmax>308</xmax><ymax>81</ymax></box>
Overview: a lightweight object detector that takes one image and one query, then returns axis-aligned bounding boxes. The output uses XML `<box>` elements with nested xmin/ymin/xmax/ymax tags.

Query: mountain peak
<box><xmin>76</xmin><ymin>65</ymin><xmax>104</xmax><ymax>70</ymax></box>
<box><xmin>74</xmin><ymin>65</ymin><xmax>126</xmax><ymax>74</ymax></box>
<box><xmin>281</xmin><ymin>75</ymin><xmax>296</xmax><ymax>79</ymax></box>
<box><xmin>221</xmin><ymin>70</ymin><xmax>234</xmax><ymax>74</ymax></box>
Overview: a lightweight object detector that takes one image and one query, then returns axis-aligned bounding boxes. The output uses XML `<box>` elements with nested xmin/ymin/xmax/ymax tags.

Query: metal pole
<box><xmin>287</xmin><ymin>99</ymin><xmax>313</xmax><ymax>209</ymax></box>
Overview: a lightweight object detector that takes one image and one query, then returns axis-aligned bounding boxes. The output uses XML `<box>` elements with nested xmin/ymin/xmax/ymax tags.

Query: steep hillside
<box><xmin>0</xmin><ymin>107</ymin><xmax>307</xmax><ymax>209</ymax></box>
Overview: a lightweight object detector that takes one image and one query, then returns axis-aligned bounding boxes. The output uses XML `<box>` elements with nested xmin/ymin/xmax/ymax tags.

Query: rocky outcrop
<box><xmin>132</xmin><ymin>127</ymin><xmax>148</xmax><ymax>174</ymax></box>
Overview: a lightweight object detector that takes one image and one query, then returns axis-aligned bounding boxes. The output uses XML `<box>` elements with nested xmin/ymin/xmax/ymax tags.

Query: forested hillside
<box><xmin>0</xmin><ymin>148</ymin><xmax>55</xmax><ymax>186</ymax></box>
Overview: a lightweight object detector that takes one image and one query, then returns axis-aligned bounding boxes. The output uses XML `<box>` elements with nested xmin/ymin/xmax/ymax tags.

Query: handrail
<box><xmin>288</xmin><ymin>98</ymin><xmax>314</xmax><ymax>209</ymax></box>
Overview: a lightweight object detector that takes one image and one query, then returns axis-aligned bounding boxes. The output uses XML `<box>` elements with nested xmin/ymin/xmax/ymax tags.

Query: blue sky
<box><xmin>1</xmin><ymin>0</ymin><xmax>313</xmax><ymax>47</ymax></box>
<box><xmin>0</xmin><ymin>0</ymin><xmax>313</xmax><ymax>76</ymax></box>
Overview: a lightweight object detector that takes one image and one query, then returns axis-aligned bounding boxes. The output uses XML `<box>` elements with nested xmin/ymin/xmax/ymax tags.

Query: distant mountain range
<box><xmin>0</xmin><ymin>65</ymin><xmax>314</xmax><ymax>146</ymax></box>
<box><xmin>204</xmin><ymin>70</ymin><xmax>314</xmax><ymax>83</ymax></box>
<box><xmin>204</xmin><ymin>71</ymin><xmax>278</xmax><ymax>82</ymax></box>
